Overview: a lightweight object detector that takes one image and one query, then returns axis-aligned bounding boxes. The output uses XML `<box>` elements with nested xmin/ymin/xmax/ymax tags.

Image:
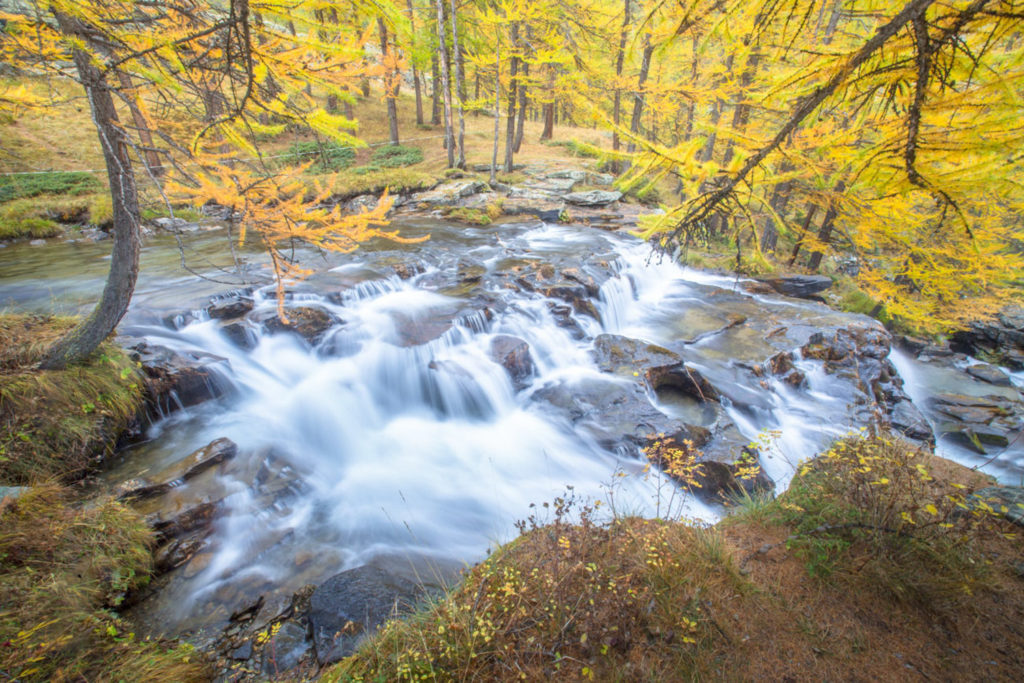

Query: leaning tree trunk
<box><xmin>42</xmin><ymin>19</ymin><xmax>140</xmax><ymax>370</ymax></box>
<box><xmin>807</xmin><ymin>180</ymin><xmax>846</xmax><ymax>271</ymax></box>
<box><xmin>624</xmin><ymin>33</ymin><xmax>654</xmax><ymax>167</ymax></box>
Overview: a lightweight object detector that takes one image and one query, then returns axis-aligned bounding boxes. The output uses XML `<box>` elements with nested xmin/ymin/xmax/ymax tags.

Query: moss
<box><xmin>370</xmin><ymin>144</ymin><xmax>424</xmax><ymax>168</ymax></box>
<box><xmin>329</xmin><ymin>167</ymin><xmax>440</xmax><ymax>201</ymax></box>
<box><xmin>0</xmin><ymin>486</ymin><xmax>208</xmax><ymax>682</ymax></box>
<box><xmin>0</xmin><ymin>314</ymin><xmax>144</xmax><ymax>485</ymax></box>
<box><xmin>280</xmin><ymin>140</ymin><xmax>356</xmax><ymax>172</ymax></box>
<box><xmin>444</xmin><ymin>207</ymin><xmax>491</xmax><ymax>226</ymax></box>
<box><xmin>0</xmin><ymin>171</ymin><xmax>102</xmax><ymax>203</ymax></box>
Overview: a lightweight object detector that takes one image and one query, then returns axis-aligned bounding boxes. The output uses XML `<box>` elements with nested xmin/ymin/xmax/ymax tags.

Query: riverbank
<box><xmin>0</xmin><ymin>314</ymin><xmax>208</xmax><ymax>681</ymax></box>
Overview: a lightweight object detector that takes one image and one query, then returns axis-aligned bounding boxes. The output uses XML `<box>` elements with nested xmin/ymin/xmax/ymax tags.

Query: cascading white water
<box><xmin>96</xmin><ymin>218</ymin><xmax>1021</xmax><ymax>636</ymax></box>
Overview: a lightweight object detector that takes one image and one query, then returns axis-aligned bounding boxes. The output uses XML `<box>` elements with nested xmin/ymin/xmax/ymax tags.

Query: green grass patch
<box><xmin>544</xmin><ymin>138</ymin><xmax>603</xmax><ymax>159</ymax></box>
<box><xmin>281</xmin><ymin>140</ymin><xmax>357</xmax><ymax>172</ymax></box>
<box><xmin>0</xmin><ymin>172</ymin><xmax>102</xmax><ymax>203</ymax></box>
<box><xmin>0</xmin><ymin>486</ymin><xmax>207</xmax><ymax>681</ymax></box>
<box><xmin>0</xmin><ymin>217</ymin><xmax>61</xmax><ymax>240</ymax></box>
<box><xmin>330</xmin><ymin>167</ymin><xmax>440</xmax><ymax>201</ymax></box>
<box><xmin>370</xmin><ymin>144</ymin><xmax>424</xmax><ymax>168</ymax></box>
<box><xmin>0</xmin><ymin>314</ymin><xmax>144</xmax><ymax>485</ymax></box>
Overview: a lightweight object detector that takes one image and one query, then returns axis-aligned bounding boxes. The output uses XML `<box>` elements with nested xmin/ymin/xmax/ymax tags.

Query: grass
<box><xmin>0</xmin><ymin>171</ymin><xmax>101</xmax><ymax>203</ymax></box>
<box><xmin>0</xmin><ymin>314</ymin><xmax>144</xmax><ymax>485</ymax></box>
<box><xmin>0</xmin><ymin>486</ymin><xmax>207</xmax><ymax>682</ymax></box>
<box><xmin>331</xmin><ymin>433</ymin><xmax>1024</xmax><ymax>681</ymax></box>
<box><xmin>370</xmin><ymin>144</ymin><xmax>424</xmax><ymax>168</ymax></box>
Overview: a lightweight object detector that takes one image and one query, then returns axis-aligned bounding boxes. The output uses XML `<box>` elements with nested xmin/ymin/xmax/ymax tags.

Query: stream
<box><xmin>2</xmin><ymin>216</ymin><xmax>1022</xmax><ymax>642</ymax></box>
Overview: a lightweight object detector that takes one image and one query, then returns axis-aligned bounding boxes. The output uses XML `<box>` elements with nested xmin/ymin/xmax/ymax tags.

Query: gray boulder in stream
<box><xmin>309</xmin><ymin>565</ymin><xmax>424</xmax><ymax>665</ymax></box>
<box><xmin>129</xmin><ymin>342</ymin><xmax>232</xmax><ymax>417</ymax></box>
<box><xmin>759</xmin><ymin>275</ymin><xmax>833</xmax><ymax>299</ymax></box>
<box><xmin>563</xmin><ymin>189</ymin><xmax>623</xmax><ymax>207</ymax></box>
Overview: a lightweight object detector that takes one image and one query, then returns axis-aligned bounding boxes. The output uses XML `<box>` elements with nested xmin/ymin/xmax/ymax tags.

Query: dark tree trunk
<box><xmin>42</xmin><ymin>17</ymin><xmax>141</xmax><ymax>370</ymax></box>
<box><xmin>611</xmin><ymin>0</ymin><xmax>631</xmax><ymax>171</ymax></box>
<box><xmin>435</xmin><ymin>0</ymin><xmax>454</xmax><ymax>166</ymax></box>
<box><xmin>431</xmin><ymin>54</ymin><xmax>442</xmax><ymax>124</ymax></box>
<box><xmin>789</xmin><ymin>203</ymin><xmax>819</xmax><ymax>266</ymax></box>
<box><xmin>115</xmin><ymin>71</ymin><xmax>163</xmax><ymax>176</ymax></box>
<box><xmin>504</xmin><ymin>21</ymin><xmax>520</xmax><ymax>172</ymax></box>
<box><xmin>406</xmin><ymin>0</ymin><xmax>424</xmax><ymax>125</ymax></box>
<box><xmin>722</xmin><ymin>50</ymin><xmax>762</xmax><ymax>165</ymax></box>
<box><xmin>513</xmin><ymin>59</ymin><xmax>528</xmax><ymax>153</ymax></box>
<box><xmin>807</xmin><ymin>180</ymin><xmax>846</xmax><ymax>271</ymax></box>
<box><xmin>700</xmin><ymin>53</ymin><xmax>734</xmax><ymax>162</ymax></box>
<box><xmin>377</xmin><ymin>18</ymin><xmax>401</xmax><ymax>146</ymax></box>
<box><xmin>449</xmin><ymin>0</ymin><xmax>466</xmax><ymax>168</ymax></box>
<box><xmin>541</xmin><ymin>101</ymin><xmax>554</xmax><ymax>140</ymax></box>
<box><xmin>491</xmin><ymin>42</ymin><xmax>501</xmax><ymax>183</ymax></box>
<box><xmin>625</xmin><ymin>33</ymin><xmax>654</xmax><ymax>162</ymax></box>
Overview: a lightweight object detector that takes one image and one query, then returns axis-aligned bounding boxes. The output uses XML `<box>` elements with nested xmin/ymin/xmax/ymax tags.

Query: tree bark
<box><xmin>377</xmin><ymin>17</ymin><xmax>401</xmax><ymax>146</ymax></box>
<box><xmin>611</xmin><ymin>0</ymin><xmax>632</xmax><ymax>171</ymax></box>
<box><xmin>42</xmin><ymin>16</ymin><xmax>141</xmax><ymax>369</ymax></box>
<box><xmin>541</xmin><ymin>101</ymin><xmax>554</xmax><ymax>140</ymax></box>
<box><xmin>407</xmin><ymin>0</ymin><xmax>424</xmax><ymax>125</ymax></box>
<box><xmin>115</xmin><ymin>71</ymin><xmax>163</xmax><ymax>176</ymax></box>
<box><xmin>435</xmin><ymin>0</ymin><xmax>455</xmax><ymax>166</ymax></box>
<box><xmin>504</xmin><ymin>21</ymin><xmax>520</xmax><ymax>172</ymax></box>
<box><xmin>625</xmin><ymin>33</ymin><xmax>654</xmax><ymax>163</ymax></box>
<box><xmin>789</xmin><ymin>203</ymin><xmax>819</xmax><ymax>266</ymax></box>
<box><xmin>431</xmin><ymin>53</ymin><xmax>442</xmax><ymax>125</ymax></box>
<box><xmin>449</xmin><ymin>0</ymin><xmax>466</xmax><ymax>168</ymax></box>
<box><xmin>513</xmin><ymin>59</ymin><xmax>528</xmax><ymax>153</ymax></box>
<box><xmin>700</xmin><ymin>52</ymin><xmax>734</xmax><ymax>163</ymax></box>
<box><xmin>722</xmin><ymin>49</ymin><xmax>762</xmax><ymax>165</ymax></box>
<box><xmin>491</xmin><ymin>41</ymin><xmax>501</xmax><ymax>184</ymax></box>
<box><xmin>807</xmin><ymin>180</ymin><xmax>846</xmax><ymax>271</ymax></box>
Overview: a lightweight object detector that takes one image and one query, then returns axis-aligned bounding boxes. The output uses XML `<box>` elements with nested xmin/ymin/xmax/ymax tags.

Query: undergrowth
<box><xmin>0</xmin><ymin>486</ymin><xmax>206</xmax><ymax>681</ymax></box>
<box><xmin>0</xmin><ymin>171</ymin><xmax>101</xmax><ymax>203</ymax></box>
<box><xmin>370</xmin><ymin>144</ymin><xmax>424</xmax><ymax>168</ymax></box>
<box><xmin>0</xmin><ymin>314</ymin><xmax>144</xmax><ymax>484</ymax></box>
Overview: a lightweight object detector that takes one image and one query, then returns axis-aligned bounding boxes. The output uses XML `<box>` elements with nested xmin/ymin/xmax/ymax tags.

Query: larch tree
<box><xmin>0</xmin><ymin>0</ymin><xmax>415</xmax><ymax>368</ymax></box>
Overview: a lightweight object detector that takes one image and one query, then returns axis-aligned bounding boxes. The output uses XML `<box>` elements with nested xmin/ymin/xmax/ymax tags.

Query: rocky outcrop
<box><xmin>116</xmin><ymin>438</ymin><xmax>238</xmax><ymax>500</ymax></box>
<box><xmin>410</xmin><ymin>180</ymin><xmax>487</xmax><ymax>207</ymax></box>
<box><xmin>950</xmin><ymin>305</ymin><xmax>1024</xmax><ymax>369</ymax></box>
<box><xmin>592</xmin><ymin>334</ymin><xmax>719</xmax><ymax>401</ymax></box>
<box><xmin>800</xmin><ymin>326</ymin><xmax>933</xmax><ymax>443</ymax></box>
<box><xmin>758</xmin><ymin>275</ymin><xmax>833</xmax><ymax>299</ymax></box>
<box><xmin>309</xmin><ymin>565</ymin><xmax>424</xmax><ymax>665</ymax></box>
<box><xmin>929</xmin><ymin>393</ymin><xmax>1024</xmax><ymax>454</ymax></box>
<box><xmin>130</xmin><ymin>342</ymin><xmax>232</xmax><ymax>418</ymax></box>
<box><xmin>564</xmin><ymin>190</ymin><xmax>623</xmax><ymax>207</ymax></box>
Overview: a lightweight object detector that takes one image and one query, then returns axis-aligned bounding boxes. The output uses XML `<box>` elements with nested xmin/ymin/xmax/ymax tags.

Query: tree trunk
<box><xmin>513</xmin><ymin>59</ymin><xmax>528</xmax><ymax>153</ymax></box>
<box><xmin>722</xmin><ymin>49</ymin><xmax>762</xmax><ymax>165</ymax></box>
<box><xmin>115</xmin><ymin>71</ymin><xmax>163</xmax><ymax>176</ymax></box>
<box><xmin>611</xmin><ymin>0</ymin><xmax>632</xmax><ymax>171</ymax></box>
<box><xmin>42</xmin><ymin>17</ymin><xmax>141</xmax><ymax>370</ymax></box>
<box><xmin>760</xmin><ymin>174</ymin><xmax>793</xmax><ymax>253</ymax></box>
<box><xmin>491</xmin><ymin>42</ymin><xmax>501</xmax><ymax>184</ymax></box>
<box><xmin>406</xmin><ymin>0</ymin><xmax>424</xmax><ymax>125</ymax></box>
<box><xmin>435</xmin><ymin>0</ymin><xmax>455</xmax><ymax>166</ymax></box>
<box><xmin>807</xmin><ymin>180</ymin><xmax>846</xmax><ymax>271</ymax></box>
<box><xmin>789</xmin><ymin>203</ymin><xmax>819</xmax><ymax>266</ymax></box>
<box><xmin>431</xmin><ymin>54</ymin><xmax>442</xmax><ymax>124</ymax></box>
<box><xmin>700</xmin><ymin>52</ymin><xmax>734</xmax><ymax>162</ymax></box>
<box><xmin>824</xmin><ymin>0</ymin><xmax>844</xmax><ymax>44</ymax></box>
<box><xmin>625</xmin><ymin>33</ymin><xmax>654</xmax><ymax>162</ymax></box>
<box><xmin>504</xmin><ymin>21</ymin><xmax>520</xmax><ymax>172</ymax></box>
<box><xmin>449</xmin><ymin>0</ymin><xmax>466</xmax><ymax>168</ymax></box>
<box><xmin>377</xmin><ymin>17</ymin><xmax>400</xmax><ymax>146</ymax></box>
<box><xmin>541</xmin><ymin>101</ymin><xmax>554</xmax><ymax>140</ymax></box>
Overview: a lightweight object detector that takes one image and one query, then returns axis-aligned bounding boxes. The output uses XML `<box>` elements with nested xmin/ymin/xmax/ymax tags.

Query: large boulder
<box><xmin>410</xmin><ymin>180</ymin><xmax>487</xmax><ymax>207</ymax></box>
<box><xmin>501</xmin><ymin>197</ymin><xmax>565</xmax><ymax>223</ymax></box>
<box><xmin>593</xmin><ymin>334</ymin><xmax>719</xmax><ymax>401</ymax></box>
<box><xmin>929</xmin><ymin>393</ymin><xmax>1023</xmax><ymax>454</ymax></box>
<box><xmin>759</xmin><ymin>275</ymin><xmax>833</xmax><ymax>299</ymax></box>
<box><xmin>563</xmin><ymin>190</ymin><xmax>623</xmax><ymax>207</ymax></box>
<box><xmin>950</xmin><ymin>305</ymin><xmax>1024</xmax><ymax>369</ymax></box>
<box><xmin>116</xmin><ymin>438</ymin><xmax>238</xmax><ymax>500</ymax></box>
<box><xmin>309</xmin><ymin>565</ymin><xmax>424</xmax><ymax>665</ymax></box>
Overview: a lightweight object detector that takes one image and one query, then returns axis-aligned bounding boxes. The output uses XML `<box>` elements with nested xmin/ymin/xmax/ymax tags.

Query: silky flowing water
<box><xmin>1</xmin><ymin>217</ymin><xmax>1021</xmax><ymax>640</ymax></box>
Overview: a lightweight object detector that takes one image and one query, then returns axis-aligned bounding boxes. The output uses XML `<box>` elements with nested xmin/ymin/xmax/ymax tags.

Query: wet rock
<box><xmin>154</xmin><ymin>534</ymin><xmax>208</xmax><ymax>574</ymax></box>
<box><xmin>563</xmin><ymin>190</ymin><xmax>623</xmax><ymax>207</ymax></box>
<box><xmin>889</xmin><ymin>400</ymin><xmax>933</xmax><ymax>442</ymax></box>
<box><xmin>221</xmin><ymin>321</ymin><xmax>258</xmax><ymax>350</ymax></box>
<box><xmin>970</xmin><ymin>487</ymin><xmax>1024</xmax><ymax>526</ymax></box>
<box><xmin>390</xmin><ymin>310</ymin><xmax>455</xmax><ymax>347</ymax></box>
<box><xmin>521</xmin><ymin>176</ymin><xmax>578</xmax><ymax>195</ymax></box>
<box><xmin>410</xmin><ymin>180</ymin><xmax>486</xmax><ymax>207</ymax></box>
<box><xmin>262</xmin><ymin>307</ymin><xmax>338</xmax><ymax>344</ymax></box>
<box><xmin>501</xmin><ymin>197</ymin><xmax>565</xmax><ymax>223</ymax></box>
<box><xmin>457</xmin><ymin>257</ymin><xmax>487</xmax><ymax>284</ymax></box>
<box><xmin>949</xmin><ymin>305</ymin><xmax>1024</xmax><ymax>370</ymax></box>
<box><xmin>966</xmin><ymin>363</ymin><xmax>1012</xmax><ymax>386</ymax></box>
<box><xmin>229</xmin><ymin>640</ymin><xmax>253</xmax><ymax>661</ymax></box>
<box><xmin>593</xmin><ymin>334</ymin><xmax>720</xmax><ymax>402</ymax></box>
<box><xmin>513</xmin><ymin>262</ymin><xmax>602</xmax><ymax>320</ymax></box>
<box><xmin>759</xmin><ymin>275</ymin><xmax>833</xmax><ymax>299</ymax></box>
<box><xmin>309</xmin><ymin>565</ymin><xmax>423</xmax><ymax>665</ymax></box>
<box><xmin>117</xmin><ymin>438</ymin><xmax>238</xmax><ymax>500</ymax></box>
<box><xmin>391</xmin><ymin>261</ymin><xmax>425</xmax><ymax>280</ymax></box>
<box><xmin>548</xmin><ymin>303</ymin><xmax>586</xmax><ymax>340</ymax></box>
<box><xmin>131</xmin><ymin>342</ymin><xmax>231</xmax><ymax>415</ymax></box>
<box><xmin>149</xmin><ymin>500</ymin><xmax>222</xmax><ymax>543</ymax></box>
<box><xmin>261</xmin><ymin>620</ymin><xmax>311</xmax><ymax>677</ymax></box>
<box><xmin>929</xmin><ymin>393</ymin><xmax>1023</xmax><ymax>454</ymax></box>
<box><xmin>765</xmin><ymin>351</ymin><xmax>806</xmax><ymax>388</ymax></box>
<box><xmin>489</xmin><ymin>335</ymin><xmax>535</xmax><ymax>388</ymax></box>
<box><xmin>207</xmin><ymin>296</ymin><xmax>254</xmax><ymax>320</ymax></box>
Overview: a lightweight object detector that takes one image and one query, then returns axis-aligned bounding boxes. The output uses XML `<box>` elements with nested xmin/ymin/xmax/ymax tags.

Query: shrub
<box><xmin>370</xmin><ymin>144</ymin><xmax>424</xmax><ymax>168</ymax></box>
<box><xmin>280</xmin><ymin>140</ymin><xmax>356</xmax><ymax>172</ymax></box>
<box><xmin>0</xmin><ymin>171</ymin><xmax>101</xmax><ymax>203</ymax></box>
